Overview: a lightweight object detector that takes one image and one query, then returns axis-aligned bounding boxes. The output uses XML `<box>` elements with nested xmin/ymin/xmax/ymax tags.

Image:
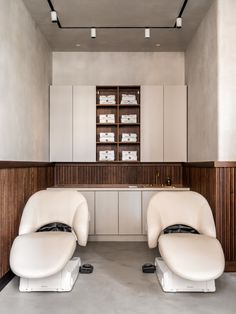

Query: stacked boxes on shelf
<box><xmin>121</xmin><ymin>114</ymin><xmax>137</xmax><ymax>124</ymax></box>
<box><xmin>96</xmin><ymin>86</ymin><xmax>140</xmax><ymax>162</ymax></box>
<box><xmin>121</xmin><ymin>133</ymin><xmax>137</xmax><ymax>143</ymax></box>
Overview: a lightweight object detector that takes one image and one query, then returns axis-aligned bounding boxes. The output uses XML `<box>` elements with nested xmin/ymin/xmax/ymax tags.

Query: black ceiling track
<box><xmin>47</xmin><ymin>0</ymin><xmax>189</xmax><ymax>30</ymax></box>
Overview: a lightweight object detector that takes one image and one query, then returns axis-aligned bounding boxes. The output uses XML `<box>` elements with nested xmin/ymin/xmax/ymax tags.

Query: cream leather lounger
<box><xmin>147</xmin><ymin>191</ymin><xmax>225</xmax><ymax>292</ymax></box>
<box><xmin>10</xmin><ymin>190</ymin><xmax>89</xmax><ymax>292</ymax></box>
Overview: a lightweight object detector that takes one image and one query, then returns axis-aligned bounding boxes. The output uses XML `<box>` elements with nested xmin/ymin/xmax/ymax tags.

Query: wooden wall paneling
<box><xmin>54</xmin><ymin>163</ymin><xmax>183</xmax><ymax>186</ymax></box>
<box><xmin>0</xmin><ymin>165</ymin><xmax>54</xmax><ymax>279</ymax></box>
<box><xmin>183</xmin><ymin>163</ymin><xmax>236</xmax><ymax>272</ymax></box>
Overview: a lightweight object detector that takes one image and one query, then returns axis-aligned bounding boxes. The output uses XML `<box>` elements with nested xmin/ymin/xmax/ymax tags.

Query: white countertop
<box><xmin>47</xmin><ymin>184</ymin><xmax>190</xmax><ymax>191</ymax></box>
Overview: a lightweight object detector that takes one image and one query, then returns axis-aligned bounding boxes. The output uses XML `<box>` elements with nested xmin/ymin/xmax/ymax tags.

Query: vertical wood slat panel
<box><xmin>54</xmin><ymin>163</ymin><xmax>183</xmax><ymax>185</ymax></box>
<box><xmin>184</xmin><ymin>164</ymin><xmax>236</xmax><ymax>271</ymax></box>
<box><xmin>0</xmin><ymin>166</ymin><xmax>54</xmax><ymax>278</ymax></box>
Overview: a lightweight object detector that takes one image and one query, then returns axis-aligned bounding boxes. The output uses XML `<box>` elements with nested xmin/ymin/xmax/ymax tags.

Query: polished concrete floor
<box><xmin>1</xmin><ymin>242</ymin><xmax>236</xmax><ymax>314</ymax></box>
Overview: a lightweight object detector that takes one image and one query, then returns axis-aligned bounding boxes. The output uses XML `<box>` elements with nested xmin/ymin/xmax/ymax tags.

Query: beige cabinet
<box><xmin>50</xmin><ymin>86</ymin><xmax>73</xmax><ymax>161</ymax></box>
<box><xmin>119</xmin><ymin>192</ymin><xmax>142</xmax><ymax>234</ymax></box>
<box><xmin>73</xmin><ymin>86</ymin><xmax>96</xmax><ymax>162</ymax></box>
<box><xmin>79</xmin><ymin>191</ymin><xmax>95</xmax><ymax>235</ymax></box>
<box><xmin>142</xmin><ymin>191</ymin><xmax>157</xmax><ymax>234</ymax></box>
<box><xmin>141</xmin><ymin>86</ymin><xmax>164</xmax><ymax>162</ymax></box>
<box><xmin>95</xmin><ymin>191</ymin><xmax>118</xmax><ymax>235</ymax></box>
<box><xmin>164</xmin><ymin>86</ymin><xmax>187</xmax><ymax>162</ymax></box>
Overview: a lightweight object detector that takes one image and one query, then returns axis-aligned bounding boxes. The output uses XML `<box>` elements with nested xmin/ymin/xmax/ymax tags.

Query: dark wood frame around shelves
<box><xmin>96</xmin><ymin>86</ymin><xmax>141</xmax><ymax>162</ymax></box>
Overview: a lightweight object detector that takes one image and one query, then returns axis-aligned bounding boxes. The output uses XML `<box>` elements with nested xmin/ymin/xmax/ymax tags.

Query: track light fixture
<box><xmin>145</xmin><ymin>28</ymin><xmax>150</xmax><ymax>38</ymax></box>
<box><xmin>47</xmin><ymin>0</ymin><xmax>188</xmax><ymax>32</ymax></box>
<box><xmin>176</xmin><ymin>17</ymin><xmax>182</xmax><ymax>28</ymax></box>
<box><xmin>51</xmin><ymin>11</ymin><xmax>58</xmax><ymax>23</ymax></box>
<box><xmin>91</xmin><ymin>27</ymin><xmax>96</xmax><ymax>38</ymax></box>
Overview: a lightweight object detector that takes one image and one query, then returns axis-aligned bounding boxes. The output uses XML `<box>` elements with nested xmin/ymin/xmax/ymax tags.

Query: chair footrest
<box><xmin>19</xmin><ymin>257</ymin><xmax>81</xmax><ymax>292</ymax></box>
<box><xmin>155</xmin><ymin>258</ymin><xmax>216</xmax><ymax>292</ymax></box>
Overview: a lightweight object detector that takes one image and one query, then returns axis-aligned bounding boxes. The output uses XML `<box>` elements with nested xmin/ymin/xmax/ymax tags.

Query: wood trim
<box><xmin>184</xmin><ymin>161</ymin><xmax>236</xmax><ymax>168</ymax></box>
<box><xmin>56</xmin><ymin>162</ymin><xmax>184</xmax><ymax>167</ymax></box>
<box><xmin>225</xmin><ymin>261</ymin><xmax>236</xmax><ymax>272</ymax></box>
<box><xmin>0</xmin><ymin>161</ymin><xmax>54</xmax><ymax>169</ymax></box>
<box><xmin>0</xmin><ymin>270</ymin><xmax>14</xmax><ymax>291</ymax></box>
<box><xmin>214</xmin><ymin>161</ymin><xmax>236</xmax><ymax>168</ymax></box>
<box><xmin>183</xmin><ymin>162</ymin><xmax>215</xmax><ymax>168</ymax></box>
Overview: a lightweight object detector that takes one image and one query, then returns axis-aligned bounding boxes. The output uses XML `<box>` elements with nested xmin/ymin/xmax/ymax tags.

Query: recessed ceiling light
<box><xmin>155</xmin><ymin>44</ymin><xmax>161</xmax><ymax>47</ymax></box>
<box><xmin>76</xmin><ymin>44</ymin><xmax>81</xmax><ymax>47</ymax></box>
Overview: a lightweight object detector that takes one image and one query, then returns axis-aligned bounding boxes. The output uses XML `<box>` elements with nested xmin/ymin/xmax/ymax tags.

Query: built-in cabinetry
<box><xmin>73</xmin><ymin>86</ymin><xmax>96</xmax><ymax>162</ymax></box>
<box><xmin>141</xmin><ymin>85</ymin><xmax>187</xmax><ymax>162</ymax></box>
<box><xmin>95</xmin><ymin>191</ymin><xmax>118</xmax><ymax>234</ymax></box>
<box><xmin>50</xmin><ymin>86</ymin><xmax>73</xmax><ymax>161</ymax></box>
<box><xmin>96</xmin><ymin>86</ymin><xmax>140</xmax><ymax>162</ymax></box>
<box><xmin>50</xmin><ymin>85</ymin><xmax>187</xmax><ymax>162</ymax></box>
<box><xmin>50</xmin><ymin>85</ymin><xmax>96</xmax><ymax>162</ymax></box>
<box><xmin>48</xmin><ymin>187</ymin><xmax>189</xmax><ymax>240</ymax></box>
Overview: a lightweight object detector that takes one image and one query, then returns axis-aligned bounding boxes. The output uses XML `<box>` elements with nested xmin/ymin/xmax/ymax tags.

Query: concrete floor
<box><xmin>1</xmin><ymin>242</ymin><xmax>236</xmax><ymax>314</ymax></box>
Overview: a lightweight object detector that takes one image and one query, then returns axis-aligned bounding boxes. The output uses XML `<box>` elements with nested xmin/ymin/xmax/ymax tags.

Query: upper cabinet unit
<box><xmin>141</xmin><ymin>86</ymin><xmax>164</xmax><ymax>162</ymax></box>
<box><xmin>50</xmin><ymin>86</ymin><xmax>73</xmax><ymax>162</ymax></box>
<box><xmin>141</xmin><ymin>85</ymin><xmax>187</xmax><ymax>162</ymax></box>
<box><xmin>96</xmin><ymin>86</ymin><xmax>141</xmax><ymax>162</ymax></box>
<box><xmin>163</xmin><ymin>86</ymin><xmax>187</xmax><ymax>162</ymax></box>
<box><xmin>73</xmin><ymin>86</ymin><xmax>96</xmax><ymax>162</ymax></box>
<box><xmin>50</xmin><ymin>85</ymin><xmax>187</xmax><ymax>163</ymax></box>
<box><xmin>50</xmin><ymin>85</ymin><xmax>96</xmax><ymax>162</ymax></box>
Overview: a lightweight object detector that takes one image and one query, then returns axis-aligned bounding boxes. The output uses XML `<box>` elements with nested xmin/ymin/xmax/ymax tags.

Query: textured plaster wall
<box><xmin>52</xmin><ymin>52</ymin><xmax>185</xmax><ymax>86</ymax></box>
<box><xmin>0</xmin><ymin>0</ymin><xmax>52</xmax><ymax>161</ymax></box>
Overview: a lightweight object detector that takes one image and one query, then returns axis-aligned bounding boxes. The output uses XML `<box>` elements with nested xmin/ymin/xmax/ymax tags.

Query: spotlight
<box><xmin>176</xmin><ymin>17</ymin><xmax>182</xmax><ymax>28</ymax></box>
<box><xmin>51</xmin><ymin>11</ymin><xmax>58</xmax><ymax>23</ymax></box>
<box><xmin>145</xmin><ymin>28</ymin><xmax>150</xmax><ymax>38</ymax></box>
<box><xmin>91</xmin><ymin>28</ymin><xmax>96</xmax><ymax>38</ymax></box>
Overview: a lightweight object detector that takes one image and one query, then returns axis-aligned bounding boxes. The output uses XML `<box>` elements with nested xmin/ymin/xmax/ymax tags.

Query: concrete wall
<box><xmin>185</xmin><ymin>1</ymin><xmax>218</xmax><ymax>161</ymax></box>
<box><xmin>218</xmin><ymin>0</ymin><xmax>236</xmax><ymax>160</ymax></box>
<box><xmin>52</xmin><ymin>52</ymin><xmax>185</xmax><ymax>85</ymax></box>
<box><xmin>0</xmin><ymin>0</ymin><xmax>52</xmax><ymax>161</ymax></box>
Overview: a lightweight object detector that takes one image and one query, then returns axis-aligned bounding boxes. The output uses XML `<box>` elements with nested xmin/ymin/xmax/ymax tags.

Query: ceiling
<box><xmin>23</xmin><ymin>0</ymin><xmax>214</xmax><ymax>52</ymax></box>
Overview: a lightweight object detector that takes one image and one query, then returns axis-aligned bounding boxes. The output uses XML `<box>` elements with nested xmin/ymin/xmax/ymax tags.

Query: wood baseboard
<box><xmin>225</xmin><ymin>261</ymin><xmax>236</xmax><ymax>272</ymax></box>
<box><xmin>0</xmin><ymin>271</ymin><xmax>15</xmax><ymax>291</ymax></box>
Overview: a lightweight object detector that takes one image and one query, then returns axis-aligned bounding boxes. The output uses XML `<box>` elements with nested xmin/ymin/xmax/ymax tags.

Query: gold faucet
<box><xmin>155</xmin><ymin>171</ymin><xmax>160</xmax><ymax>186</ymax></box>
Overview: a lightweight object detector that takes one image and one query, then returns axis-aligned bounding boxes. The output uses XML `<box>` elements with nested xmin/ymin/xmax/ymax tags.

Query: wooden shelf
<box><xmin>96</xmin><ymin>123</ymin><xmax>118</xmax><ymax>126</ymax></box>
<box><xmin>96</xmin><ymin>123</ymin><xmax>140</xmax><ymax>126</ymax></box>
<box><xmin>119</xmin><ymin>123</ymin><xmax>140</xmax><ymax>126</ymax></box>
<box><xmin>96</xmin><ymin>86</ymin><xmax>141</xmax><ymax>162</ymax></box>
<box><xmin>96</xmin><ymin>142</ymin><xmax>118</xmax><ymax>144</ymax></box>
<box><xmin>96</xmin><ymin>104</ymin><xmax>118</xmax><ymax>107</ymax></box>
<box><xmin>118</xmin><ymin>104</ymin><xmax>140</xmax><ymax>107</ymax></box>
<box><xmin>119</xmin><ymin>142</ymin><xmax>140</xmax><ymax>145</ymax></box>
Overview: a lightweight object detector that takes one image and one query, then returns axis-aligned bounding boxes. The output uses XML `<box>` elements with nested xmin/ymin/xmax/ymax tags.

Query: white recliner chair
<box><xmin>147</xmin><ymin>191</ymin><xmax>225</xmax><ymax>292</ymax></box>
<box><xmin>10</xmin><ymin>190</ymin><xmax>89</xmax><ymax>292</ymax></box>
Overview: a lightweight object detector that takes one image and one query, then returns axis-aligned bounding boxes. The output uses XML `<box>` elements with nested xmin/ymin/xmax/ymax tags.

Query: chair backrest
<box><xmin>18</xmin><ymin>190</ymin><xmax>89</xmax><ymax>245</ymax></box>
<box><xmin>147</xmin><ymin>191</ymin><xmax>216</xmax><ymax>248</ymax></box>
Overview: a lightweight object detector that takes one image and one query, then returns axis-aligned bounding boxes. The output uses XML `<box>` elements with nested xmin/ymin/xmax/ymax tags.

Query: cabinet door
<box><xmin>119</xmin><ymin>192</ymin><xmax>142</xmax><ymax>235</ymax></box>
<box><xmin>95</xmin><ymin>191</ymin><xmax>118</xmax><ymax>235</ymax></box>
<box><xmin>164</xmin><ymin>86</ymin><xmax>187</xmax><ymax>162</ymax></box>
<box><xmin>142</xmin><ymin>191</ymin><xmax>157</xmax><ymax>234</ymax></box>
<box><xmin>79</xmin><ymin>191</ymin><xmax>95</xmax><ymax>235</ymax></box>
<box><xmin>50</xmin><ymin>86</ymin><xmax>73</xmax><ymax>161</ymax></box>
<box><xmin>73</xmin><ymin>86</ymin><xmax>96</xmax><ymax>162</ymax></box>
<box><xmin>141</xmin><ymin>86</ymin><xmax>164</xmax><ymax>162</ymax></box>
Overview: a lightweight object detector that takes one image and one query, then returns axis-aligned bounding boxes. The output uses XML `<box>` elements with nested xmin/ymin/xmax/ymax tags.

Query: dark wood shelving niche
<box><xmin>96</xmin><ymin>86</ymin><xmax>141</xmax><ymax>162</ymax></box>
